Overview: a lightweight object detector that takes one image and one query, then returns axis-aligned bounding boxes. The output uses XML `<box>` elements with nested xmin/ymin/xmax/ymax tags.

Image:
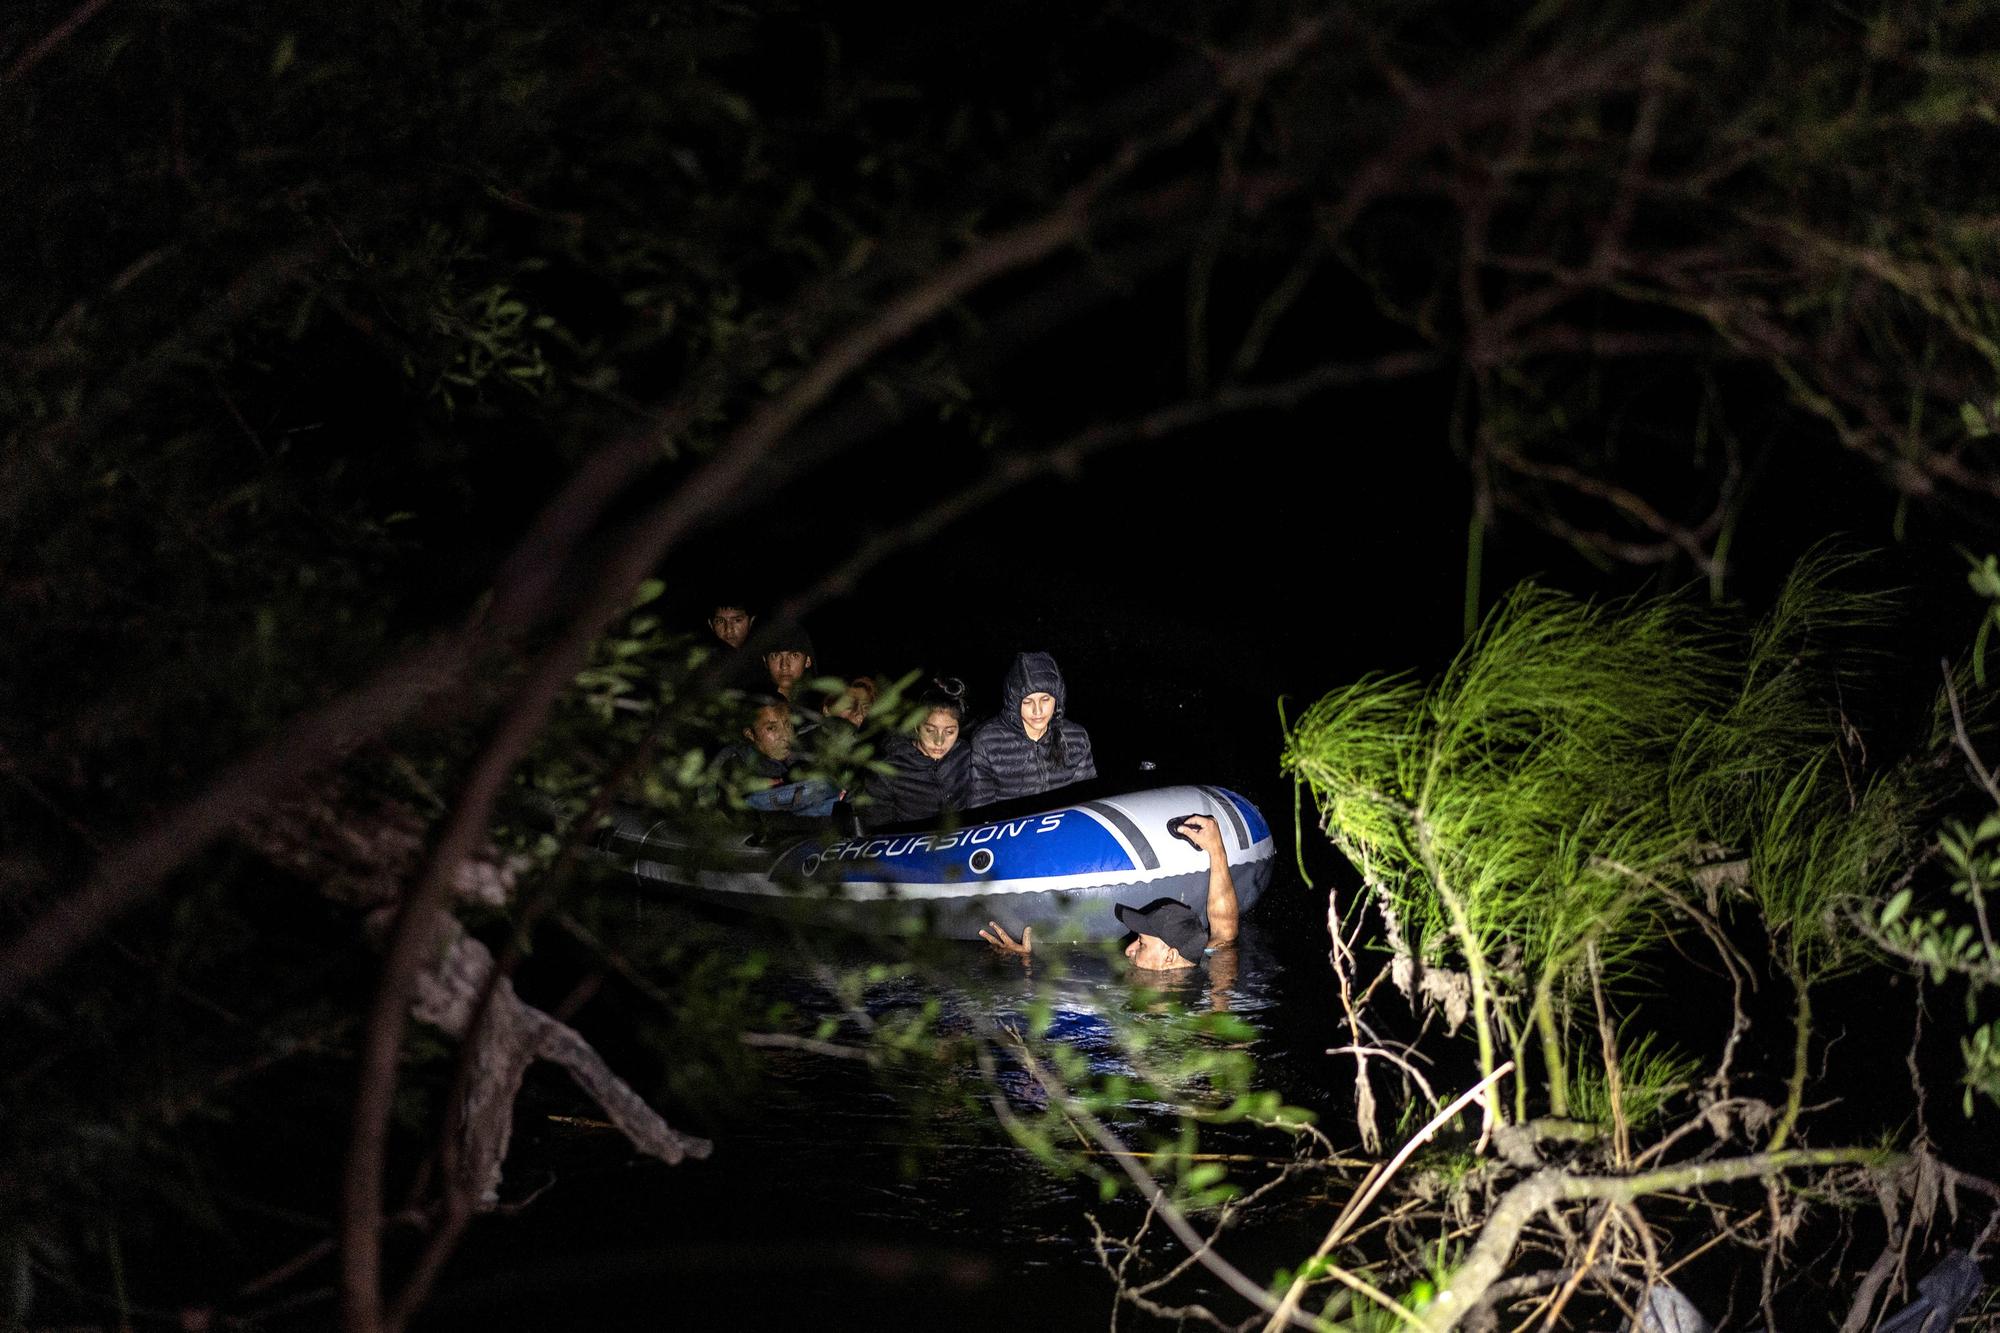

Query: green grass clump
<box><xmin>1281</xmin><ymin>551</ymin><xmax>1946</xmax><ymax>1131</ymax></box>
<box><xmin>1569</xmin><ymin>1032</ymin><xmax>1701</xmax><ymax>1130</ymax></box>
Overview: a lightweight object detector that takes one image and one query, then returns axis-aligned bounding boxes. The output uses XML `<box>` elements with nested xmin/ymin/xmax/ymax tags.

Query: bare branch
<box><xmin>2</xmin><ymin>0</ymin><xmax>112</xmax><ymax>85</ymax></box>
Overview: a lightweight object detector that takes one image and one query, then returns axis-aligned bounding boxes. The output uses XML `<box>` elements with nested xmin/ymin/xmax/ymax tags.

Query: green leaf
<box><xmin>1024</xmin><ymin>999</ymin><xmax>1052</xmax><ymax>1037</ymax></box>
<box><xmin>1198</xmin><ymin>1012</ymin><xmax>1258</xmax><ymax>1042</ymax></box>
<box><xmin>1881</xmin><ymin>887</ymin><xmax>1913</xmax><ymax>927</ymax></box>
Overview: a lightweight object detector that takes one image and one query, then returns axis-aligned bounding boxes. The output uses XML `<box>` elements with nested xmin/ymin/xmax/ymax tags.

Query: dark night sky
<box><xmin>675</xmin><ymin>374</ymin><xmax>1463</xmax><ymax>812</ymax></box>
<box><xmin>665</xmin><ymin>254</ymin><xmax>1958</xmax><ymax>825</ymax></box>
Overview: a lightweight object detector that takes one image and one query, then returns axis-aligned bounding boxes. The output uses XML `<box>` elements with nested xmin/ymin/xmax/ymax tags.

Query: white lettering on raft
<box><xmin>823</xmin><ymin>812</ymin><xmax>1066</xmax><ymax>861</ymax></box>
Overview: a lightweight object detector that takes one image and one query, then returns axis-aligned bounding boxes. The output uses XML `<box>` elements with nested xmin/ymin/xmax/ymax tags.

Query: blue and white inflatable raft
<box><xmin>597</xmin><ymin>783</ymin><xmax>1276</xmax><ymax>941</ymax></box>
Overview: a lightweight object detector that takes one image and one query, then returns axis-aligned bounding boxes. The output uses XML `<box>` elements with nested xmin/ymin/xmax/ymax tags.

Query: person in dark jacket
<box><xmin>964</xmin><ymin>652</ymin><xmax>1095</xmax><ymax>807</ymax></box>
<box><xmin>715</xmin><ymin>695</ymin><xmax>845</xmax><ymax>817</ymax></box>
<box><xmin>819</xmin><ymin>675</ymin><xmax>879</xmax><ymax>730</ymax></box>
<box><xmin>703</xmin><ymin>599</ymin><xmax>769</xmax><ymax>692</ymax></box>
<box><xmin>865</xmin><ymin>678</ymin><xmax>973</xmax><ymax>825</ymax></box>
<box><xmin>707</xmin><ymin>601</ymin><xmax>755</xmax><ymax>652</ymax></box>
<box><xmin>717</xmin><ymin>696</ymin><xmax>800</xmax><ymax>787</ymax></box>
<box><xmin>760</xmin><ymin>620</ymin><xmax>815</xmax><ymax>701</ymax></box>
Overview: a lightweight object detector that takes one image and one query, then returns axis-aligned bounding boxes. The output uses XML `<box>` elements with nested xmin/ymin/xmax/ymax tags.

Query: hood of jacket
<box><xmin>1000</xmin><ymin>651</ymin><xmax>1068</xmax><ymax>735</ymax></box>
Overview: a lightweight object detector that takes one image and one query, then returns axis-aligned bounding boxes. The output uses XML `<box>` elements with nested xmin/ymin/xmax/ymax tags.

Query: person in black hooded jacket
<box><xmin>964</xmin><ymin>651</ymin><xmax>1096</xmax><ymax>807</ymax></box>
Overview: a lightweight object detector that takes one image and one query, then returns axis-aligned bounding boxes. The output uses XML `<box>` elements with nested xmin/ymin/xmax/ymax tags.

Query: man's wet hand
<box><xmin>1179</xmin><ymin>814</ymin><xmax>1225</xmax><ymax>855</ymax></box>
<box><xmin>979</xmin><ymin>921</ymin><xmax>1033</xmax><ymax>959</ymax></box>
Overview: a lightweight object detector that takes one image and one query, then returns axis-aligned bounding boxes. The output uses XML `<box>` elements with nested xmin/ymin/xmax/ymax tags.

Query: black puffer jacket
<box><xmin>864</xmin><ymin>736</ymin><xmax>974</xmax><ymax>825</ymax></box>
<box><xmin>964</xmin><ymin>652</ymin><xmax>1096</xmax><ymax>807</ymax></box>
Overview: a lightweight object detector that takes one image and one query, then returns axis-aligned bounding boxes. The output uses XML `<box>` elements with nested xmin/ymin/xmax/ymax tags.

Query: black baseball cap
<box><xmin>1113</xmin><ymin>899</ymin><xmax>1208</xmax><ymax>963</ymax></box>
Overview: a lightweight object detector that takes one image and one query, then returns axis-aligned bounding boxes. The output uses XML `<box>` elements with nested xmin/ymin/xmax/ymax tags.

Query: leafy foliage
<box><xmin>1568</xmin><ymin>1031</ymin><xmax>1700</xmax><ymax>1131</ymax></box>
<box><xmin>1860</xmin><ymin>559</ymin><xmax>2000</xmax><ymax>1115</ymax></box>
<box><xmin>1281</xmin><ymin>553</ymin><xmax>1951</xmax><ymax>1126</ymax></box>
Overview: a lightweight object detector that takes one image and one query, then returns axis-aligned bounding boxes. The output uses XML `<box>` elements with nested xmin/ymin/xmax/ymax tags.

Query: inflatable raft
<box><xmin>596</xmin><ymin>783</ymin><xmax>1276</xmax><ymax>941</ymax></box>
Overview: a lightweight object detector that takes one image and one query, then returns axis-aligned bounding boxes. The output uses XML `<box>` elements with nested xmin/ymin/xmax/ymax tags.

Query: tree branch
<box><xmin>1420</xmin><ymin>1149</ymin><xmax>1896</xmax><ymax>1332</ymax></box>
<box><xmin>2</xmin><ymin>0</ymin><xmax>112</xmax><ymax>85</ymax></box>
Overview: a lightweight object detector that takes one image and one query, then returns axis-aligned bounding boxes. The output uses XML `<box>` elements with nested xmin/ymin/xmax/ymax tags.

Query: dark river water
<box><xmin>419</xmin><ymin>869</ymin><xmax>1403</xmax><ymax>1331</ymax></box>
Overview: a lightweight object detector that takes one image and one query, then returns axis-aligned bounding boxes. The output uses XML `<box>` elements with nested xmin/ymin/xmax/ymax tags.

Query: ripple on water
<box><xmin>452</xmin><ymin>885</ymin><xmax>1353</xmax><ymax>1330</ymax></box>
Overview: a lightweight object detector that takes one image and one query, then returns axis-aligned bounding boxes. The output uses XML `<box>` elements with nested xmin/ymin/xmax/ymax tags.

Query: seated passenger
<box><xmin>865</xmin><ymin>678</ymin><xmax>972</xmax><ymax>825</ymax></box>
<box><xmin>707</xmin><ymin>601</ymin><xmax>755</xmax><ymax>652</ymax></box>
<box><xmin>718</xmin><ymin>696</ymin><xmax>799</xmax><ymax>788</ymax></box>
<box><xmin>715</xmin><ymin>695</ymin><xmax>843</xmax><ymax>817</ymax></box>
<box><xmin>820</xmin><ymin>675</ymin><xmax>879</xmax><ymax>731</ymax></box>
<box><xmin>964</xmin><ymin>652</ymin><xmax>1095</xmax><ymax>807</ymax></box>
<box><xmin>760</xmin><ymin>621</ymin><xmax>815</xmax><ymax>701</ymax></box>
<box><xmin>703</xmin><ymin>598</ymin><xmax>767</xmax><ymax>690</ymax></box>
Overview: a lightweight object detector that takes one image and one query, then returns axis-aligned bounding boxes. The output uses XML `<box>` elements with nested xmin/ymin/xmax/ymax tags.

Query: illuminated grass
<box><xmin>1281</xmin><ymin>551</ymin><xmax>1944</xmax><ymax>1127</ymax></box>
<box><xmin>1570</xmin><ymin>1032</ymin><xmax>1701</xmax><ymax>1130</ymax></box>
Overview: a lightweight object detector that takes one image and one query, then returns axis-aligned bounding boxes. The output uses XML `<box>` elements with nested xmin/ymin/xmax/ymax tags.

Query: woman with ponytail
<box><xmin>863</xmin><ymin>677</ymin><xmax>974</xmax><ymax>825</ymax></box>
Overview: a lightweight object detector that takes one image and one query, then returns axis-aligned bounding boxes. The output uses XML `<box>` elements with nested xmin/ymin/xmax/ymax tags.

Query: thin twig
<box><xmin>3</xmin><ymin>0</ymin><xmax>113</xmax><ymax>85</ymax></box>
<box><xmin>1942</xmin><ymin>662</ymin><xmax>2000</xmax><ymax>805</ymax></box>
<box><xmin>1533</xmin><ymin>1206</ymin><xmax>1616</xmax><ymax>1333</ymax></box>
<box><xmin>1585</xmin><ymin>945</ymin><xmax>1629</xmax><ymax>1167</ymax></box>
<box><xmin>738</xmin><ymin>1031</ymin><xmax>874</xmax><ymax>1060</ymax></box>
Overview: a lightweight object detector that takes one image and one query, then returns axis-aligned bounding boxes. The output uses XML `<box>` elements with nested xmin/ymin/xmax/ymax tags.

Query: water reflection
<box><xmin>434</xmin><ymin>878</ymin><xmax>1345</xmax><ymax>1332</ymax></box>
<box><xmin>743</xmin><ymin>912</ymin><xmax>1308</xmax><ymax>1238</ymax></box>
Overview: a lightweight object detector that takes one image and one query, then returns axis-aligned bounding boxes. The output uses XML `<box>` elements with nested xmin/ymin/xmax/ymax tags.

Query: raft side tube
<box><xmin>609</xmin><ymin>783</ymin><xmax>1278</xmax><ymax>940</ymax></box>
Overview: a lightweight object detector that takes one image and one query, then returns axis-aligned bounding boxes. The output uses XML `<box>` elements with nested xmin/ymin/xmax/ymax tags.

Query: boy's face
<box><xmin>744</xmin><ymin>705</ymin><xmax>793</xmax><ymax>761</ymax></box>
<box><xmin>765</xmin><ymin>650</ymin><xmax>811</xmax><ymax>691</ymax></box>
<box><xmin>709</xmin><ymin>607</ymin><xmax>753</xmax><ymax>649</ymax></box>
<box><xmin>827</xmin><ymin>683</ymin><xmax>874</xmax><ymax>726</ymax></box>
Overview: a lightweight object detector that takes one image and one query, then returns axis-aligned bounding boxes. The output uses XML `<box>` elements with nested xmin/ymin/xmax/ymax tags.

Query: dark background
<box><xmin>670</xmin><ymin>298</ymin><xmax>1971</xmax><ymax>825</ymax></box>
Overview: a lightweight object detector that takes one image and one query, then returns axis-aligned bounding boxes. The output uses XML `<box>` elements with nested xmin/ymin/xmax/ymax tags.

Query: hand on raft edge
<box><xmin>1176</xmin><ymin>813</ymin><xmax>1225</xmax><ymax>856</ymax></box>
<box><xmin>979</xmin><ymin>921</ymin><xmax>1032</xmax><ymax>959</ymax></box>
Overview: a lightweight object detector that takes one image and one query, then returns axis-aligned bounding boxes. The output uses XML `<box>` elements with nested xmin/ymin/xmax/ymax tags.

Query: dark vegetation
<box><xmin>6</xmin><ymin>0</ymin><xmax>2000</xmax><ymax>1327</ymax></box>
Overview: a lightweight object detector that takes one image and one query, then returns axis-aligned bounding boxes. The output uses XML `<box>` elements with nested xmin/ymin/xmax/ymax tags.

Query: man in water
<box><xmin>979</xmin><ymin>813</ymin><xmax>1239</xmax><ymax>969</ymax></box>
